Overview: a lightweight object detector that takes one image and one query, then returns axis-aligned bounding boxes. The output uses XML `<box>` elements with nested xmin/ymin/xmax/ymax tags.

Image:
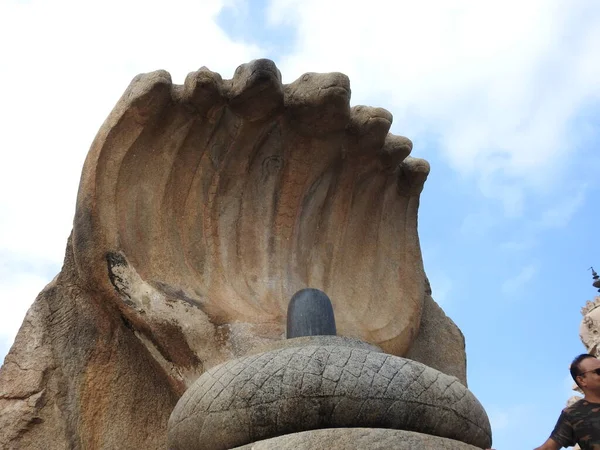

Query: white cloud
<box><xmin>502</xmin><ymin>263</ymin><xmax>539</xmax><ymax>295</ymax></box>
<box><xmin>500</xmin><ymin>238</ymin><xmax>537</xmax><ymax>254</ymax></box>
<box><xmin>499</xmin><ymin>185</ymin><xmax>588</xmax><ymax>252</ymax></box>
<box><xmin>460</xmin><ymin>184</ymin><xmax>587</xmax><ymax>247</ymax></box>
<box><xmin>267</xmin><ymin>0</ymin><xmax>600</xmax><ymax>207</ymax></box>
<box><xmin>487</xmin><ymin>403</ymin><xmax>535</xmax><ymax>432</ymax></box>
<box><xmin>0</xmin><ymin>0</ymin><xmax>261</xmax><ymax>359</ymax></box>
<box><xmin>536</xmin><ymin>186</ymin><xmax>588</xmax><ymax>229</ymax></box>
<box><xmin>1</xmin><ymin>0</ymin><xmax>599</xmax><ymax>364</ymax></box>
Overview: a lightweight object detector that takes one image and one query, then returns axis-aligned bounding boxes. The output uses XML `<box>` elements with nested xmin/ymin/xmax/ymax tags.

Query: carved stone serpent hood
<box><xmin>0</xmin><ymin>59</ymin><xmax>477</xmax><ymax>450</ymax></box>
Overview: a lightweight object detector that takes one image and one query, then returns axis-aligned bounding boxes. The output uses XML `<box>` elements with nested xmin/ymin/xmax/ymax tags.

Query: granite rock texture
<box><xmin>168</xmin><ymin>344</ymin><xmax>491</xmax><ymax>450</ymax></box>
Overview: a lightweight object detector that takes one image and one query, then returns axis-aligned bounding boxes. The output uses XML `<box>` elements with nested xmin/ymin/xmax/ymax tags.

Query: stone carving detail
<box><xmin>0</xmin><ymin>59</ymin><xmax>469</xmax><ymax>449</ymax></box>
<box><xmin>72</xmin><ymin>58</ymin><xmax>429</xmax><ymax>356</ymax></box>
<box><xmin>579</xmin><ymin>269</ymin><xmax>600</xmax><ymax>357</ymax></box>
<box><xmin>168</xmin><ymin>340</ymin><xmax>491</xmax><ymax>450</ymax></box>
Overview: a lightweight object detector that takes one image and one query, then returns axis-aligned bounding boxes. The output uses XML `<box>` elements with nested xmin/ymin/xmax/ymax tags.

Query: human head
<box><xmin>571</xmin><ymin>353</ymin><xmax>599</xmax><ymax>388</ymax></box>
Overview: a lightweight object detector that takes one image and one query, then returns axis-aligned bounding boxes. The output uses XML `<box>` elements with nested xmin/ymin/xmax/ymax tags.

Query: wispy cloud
<box><xmin>536</xmin><ymin>187</ymin><xmax>588</xmax><ymax>230</ymax></box>
<box><xmin>487</xmin><ymin>403</ymin><xmax>536</xmax><ymax>432</ymax></box>
<box><xmin>502</xmin><ymin>263</ymin><xmax>539</xmax><ymax>295</ymax></box>
<box><xmin>500</xmin><ymin>238</ymin><xmax>538</xmax><ymax>253</ymax></box>
<box><xmin>499</xmin><ymin>185</ymin><xmax>588</xmax><ymax>253</ymax></box>
<box><xmin>267</xmin><ymin>0</ymin><xmax>600</xmax><ymax>214</ymax></box>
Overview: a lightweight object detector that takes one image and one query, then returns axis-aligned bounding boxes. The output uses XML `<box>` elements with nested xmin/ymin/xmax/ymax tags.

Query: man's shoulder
<box><xmin>551</xmin><ymin>399</ymin><xmax>600</xmax><ymax>447</ymax></box>
<box><xmin>564</xmin><ymin>398</ymin><xmax>586</xmax><ymax>413</ymax></box>
<box><xmin>562</xmin><ymin>399</ymin><xmax>600</xmax><ymax>417</ymax></box>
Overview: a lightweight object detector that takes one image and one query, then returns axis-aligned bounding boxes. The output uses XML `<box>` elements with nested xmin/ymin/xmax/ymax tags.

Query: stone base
<box><xmin>233</xmin><ymin>428</ymin><xmax>484</xmax><ymax>449</ymax></box>
<box><xmin>168</xmin><ymin>344</ymin><xmax>491</xmax><ymax>449</ymax></box>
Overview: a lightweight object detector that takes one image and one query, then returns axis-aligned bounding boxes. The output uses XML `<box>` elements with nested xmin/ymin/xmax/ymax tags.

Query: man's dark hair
<box><xmin>571</xmin><ymin>353</ymin><xmax>596</xmax><ymax>387</ymax></box>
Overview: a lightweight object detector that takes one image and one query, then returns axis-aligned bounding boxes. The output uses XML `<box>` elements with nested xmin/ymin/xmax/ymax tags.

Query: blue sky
<box><xmin>1</xmin><ymin>1</ymin><xmax>600</xmax><ymax>448</ymax></box>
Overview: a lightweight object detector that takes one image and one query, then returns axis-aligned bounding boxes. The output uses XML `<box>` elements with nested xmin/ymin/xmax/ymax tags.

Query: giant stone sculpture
<box><xmin>168</xmin><ymin>305</ymin><xmax>490</xmax><ymax>449</ymax></box>
<box><xmin>0</xmin><ymin>59</ymin><xmax>479</xmax><ymax>449</ymax></box>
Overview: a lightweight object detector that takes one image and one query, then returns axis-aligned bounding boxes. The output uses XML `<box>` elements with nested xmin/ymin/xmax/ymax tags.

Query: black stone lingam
<box><xmin>286</xmin><ymin>288</ymin><xmax>336</xmax><ymax>338</ymax></box>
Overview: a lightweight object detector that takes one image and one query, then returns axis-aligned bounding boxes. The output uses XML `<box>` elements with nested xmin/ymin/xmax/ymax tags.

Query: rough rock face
<box><xmin>0</xmin><ymin>242</ymin><xmax>182</xmax><ymax>449</ymax></box>
<box><xmin>0</xmin><ymin>59</ymin><xmax>467</xmax><ymax>449</ymax></box>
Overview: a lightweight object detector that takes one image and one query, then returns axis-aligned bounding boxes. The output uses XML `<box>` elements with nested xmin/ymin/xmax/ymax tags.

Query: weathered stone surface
<box><xmin>405</xmin><ymin>279</ymin><xmax>467</xmax><ymax>385</ymax></box>
<box><xmin>580</xmin><ymin>297</ymin><xmax>600</xmax><ymax>356</ymax></box>
<box><xmin>0</xmin><ymin>59</ymin><xmax>471</xmax><ymax>449</ymax></box>
<box><xmin>233</xmin><ymin>428</ymin><xmax>485</xmax><ymax>450</ymax></box>
<box><xmin>72</xmin><ymin>58</ymin><xmax>430</xmax><ymax>356</ymax></box>
<box><xmin>168</xmin><ymin>345</ymin><xmax>491</xmax><ymax>450</ymax></box>
<box><xmin>0</xmin><ymin>238</ymin><xmax>184</xmax><ymax>449</ymax></box>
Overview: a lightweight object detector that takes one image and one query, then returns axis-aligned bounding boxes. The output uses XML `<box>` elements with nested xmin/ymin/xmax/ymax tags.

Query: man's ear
<box><xmin>577</xmin><ymin>376</ymin><xmax>586</xmax><ymax>388</ymax></box>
